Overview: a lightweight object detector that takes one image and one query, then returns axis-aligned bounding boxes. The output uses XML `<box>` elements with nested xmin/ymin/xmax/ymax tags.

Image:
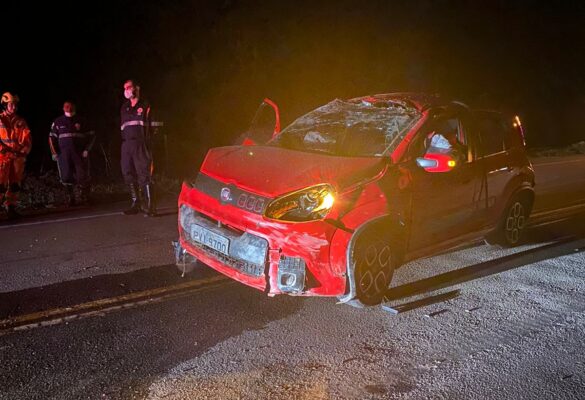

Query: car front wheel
<box><xmin>351</xmin><ymin>228</ymin><xmax>395</xmax><ymax>306</ymax></box>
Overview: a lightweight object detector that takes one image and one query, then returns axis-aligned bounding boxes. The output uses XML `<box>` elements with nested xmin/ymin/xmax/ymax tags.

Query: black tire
<box><xmin>351</xmin><ymin>228</ymin><xmax>395</xmax><ymax>306</ymax></box>
<box><xmin>486</xmin><ymin>195</ymin><xmax>531</xmax><ymax>247</ymax></box>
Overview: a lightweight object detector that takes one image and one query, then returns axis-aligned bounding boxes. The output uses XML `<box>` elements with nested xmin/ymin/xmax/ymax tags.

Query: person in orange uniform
<box><xmin>0</xmin><ymin>92</ymin><xmax>32</xmax><ymax>219</ymax></box>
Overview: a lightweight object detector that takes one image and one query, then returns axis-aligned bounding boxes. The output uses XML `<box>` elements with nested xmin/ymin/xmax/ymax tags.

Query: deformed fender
<box><xmin>333</xmin><ymin>205</ymin><xmax>404</xmax><ymax>304</ymax></box>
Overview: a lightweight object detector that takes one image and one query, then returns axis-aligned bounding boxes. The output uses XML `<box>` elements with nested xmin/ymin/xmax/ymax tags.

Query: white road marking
<box><xmin>532</xmin><ymin>158</ymin><xmax>585</xmax><ymax>167</ymax></box>
<box><xmin>0</xmin><ymin>207</ymin><xmax>177</xmax><ymax>230</ymax></box>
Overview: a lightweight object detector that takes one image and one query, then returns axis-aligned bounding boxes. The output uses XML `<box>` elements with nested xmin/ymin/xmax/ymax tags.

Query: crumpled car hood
<box><xmin>200</xmin><ymin>145</ymin><xmax>386</xmax><ymax>197</ymax></box>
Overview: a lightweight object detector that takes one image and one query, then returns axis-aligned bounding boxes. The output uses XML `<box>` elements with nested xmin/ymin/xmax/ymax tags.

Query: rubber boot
<box><xmin>5</xmin><ymin>204</ymin><xmax>21</xmax><ymax>220</ymax></box>
<box><xmin>78</xmin><ymin>185</ymin><xmax>91</xmax><ymax>206</ymax></box>
<box><xmin>5</xmin><ymin>188</ymin><xmax>22</xmax><ymax>219</ymax></box>
<box><xmin>123</xmin><ymin>184</ymin><xmax>141</xmax><ymax>215</ymax></box>
<box><xmin>66</xmin><ymin>185</ymin><xmax>76</xmax><ymax>207</ymax></box>
<box><xmin>141</xmin><ymin>184</ymin><xmax>157</xmax><ymax>217</ymax></box>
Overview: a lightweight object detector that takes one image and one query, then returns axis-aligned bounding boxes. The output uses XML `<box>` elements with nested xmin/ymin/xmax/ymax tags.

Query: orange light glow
<box><xmin>514</xmin><ymin>115</ymin><xmax>522</xmax><ymax>126</ymax></box>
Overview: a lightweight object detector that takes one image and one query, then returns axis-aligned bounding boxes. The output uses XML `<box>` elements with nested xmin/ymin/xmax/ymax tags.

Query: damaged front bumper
<box><xmin>177</xmin><ymin>184</ymin><xmax>347</xmax><ymax>297</ymax></box>
<box><xmin>179</xmin><ymin>205</ymin><xmax>269</xmax><ymax>279</ymax></box>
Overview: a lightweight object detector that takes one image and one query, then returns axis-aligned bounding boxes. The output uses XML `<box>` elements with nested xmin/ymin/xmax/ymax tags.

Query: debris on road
<box><xmin>424</xmin><ymin>309</ymin><xmax>450</xmax><ymax>318</ymax></box>
<box><xmin>381</xmin><ymin>289</ymin><xmax>460</xmax><ymax>315</ymax></box>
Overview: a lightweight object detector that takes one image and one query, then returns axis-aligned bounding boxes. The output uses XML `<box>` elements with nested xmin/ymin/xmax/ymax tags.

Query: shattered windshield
<box><xmin>270</xmin><ymin>99</ymin><xmax>420</xmax><ymax>157</ymax></box>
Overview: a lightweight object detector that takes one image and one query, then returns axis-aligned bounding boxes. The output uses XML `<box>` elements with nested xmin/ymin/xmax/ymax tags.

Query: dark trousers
<box><xmin>57</xmin><ymin>144</ymin><xmax>89</xmax><ymax>186</ymax></box>
<box><xmin>121</xmin><ymin>139</ymin><xmax>151</xmax><ymax>186</ymax></box>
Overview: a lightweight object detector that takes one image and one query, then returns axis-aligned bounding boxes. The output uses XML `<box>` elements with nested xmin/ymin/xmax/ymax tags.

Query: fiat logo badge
<box><xmin>220</xmin><ymin>187</ymin><xmax>232</xmax><ymax>202</ymax></box>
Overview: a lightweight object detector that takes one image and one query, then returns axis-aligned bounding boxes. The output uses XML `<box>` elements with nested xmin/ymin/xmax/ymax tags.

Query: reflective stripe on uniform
<box><xmin>58</xmin><ymin>133</ymin><xmax>88</xmax><ymax>139</ymax></box>
<box><xmin>151</xmin><ymin>121</ymin><xmax>164</xmax><ymax>127</ymax></box>
<box><xmin>121</xmin><ymin>120</ymin><xmax>145</xmax><ymax>131</ymax></box>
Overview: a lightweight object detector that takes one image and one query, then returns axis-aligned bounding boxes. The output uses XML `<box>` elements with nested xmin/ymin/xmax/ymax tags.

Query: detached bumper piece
<box><xmin>179</xmin><ymin>205</ymin><xmax>268</xmax><ymax>277</ymax></box>
<box><xmin>277</xmin><ymin>256</ymin><xmax>306</xmax><ymax>294</ymax></box>
<box><xmin>172</xmin><ymin>240</ymin><xmax>199</xmax><ymax>276</ymax></box>
<box><xmin>172</xmin><ymin>240</ymin><xmax>198</xmax><ymax>266</ymax></box>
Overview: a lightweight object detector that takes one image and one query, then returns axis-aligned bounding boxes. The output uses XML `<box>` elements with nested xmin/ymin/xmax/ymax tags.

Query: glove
<box><xmin>82</xmin><ymin>150</ymin><xmax>89</xmax><ymax>158</ymax></box>
<box><xmin>52</xmin><ymin>154</ymin><xmax>59</xmax><ymax>162</ymax></box>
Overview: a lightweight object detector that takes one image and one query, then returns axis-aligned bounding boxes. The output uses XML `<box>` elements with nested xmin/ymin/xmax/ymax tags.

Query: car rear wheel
<box><xmin>351</xmin><ymin>228</ymin><xmax>395</xmax><ymax>306</ymax></box>
<box><xmin>485</xmin><ymin>195</ymin><xmax>531</xmax><ymax>247</ymax></box>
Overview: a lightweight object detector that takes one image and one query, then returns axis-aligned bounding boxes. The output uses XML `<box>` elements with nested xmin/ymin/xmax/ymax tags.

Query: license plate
<box><xmin>190</xmin><ymin>224</ymin><xmax>230</xmax><ymax>256</ymax></box>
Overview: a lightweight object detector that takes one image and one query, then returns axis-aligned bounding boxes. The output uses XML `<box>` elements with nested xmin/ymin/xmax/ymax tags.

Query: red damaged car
<box><xmin>176</xmin><ymin>93</ymin><xmax>534</xmax><ymax>306</ymax></box>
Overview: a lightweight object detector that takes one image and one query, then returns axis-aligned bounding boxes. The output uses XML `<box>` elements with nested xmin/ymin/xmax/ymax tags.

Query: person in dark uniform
<box><xmin>120</xmin><ymin>79</ymin><xmax>157</xmax><ymax>217</ymax></box>
<box><xmin>49</xmin><ymin>101</ymin><xmax>95</xmax><ymax>206</ymax></box>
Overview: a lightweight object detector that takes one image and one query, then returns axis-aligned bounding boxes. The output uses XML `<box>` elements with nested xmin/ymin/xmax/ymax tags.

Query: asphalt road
<box><xmin>1</xmin><ymin>157</ymin><xmax>585</xmax><ymax>399</ymax></box>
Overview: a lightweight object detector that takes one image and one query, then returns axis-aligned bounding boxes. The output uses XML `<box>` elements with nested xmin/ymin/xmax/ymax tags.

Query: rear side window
<box><xmin>477</xmin><ymin>117</ymin><xmax>505</xmax><ymax>156</ymax></box>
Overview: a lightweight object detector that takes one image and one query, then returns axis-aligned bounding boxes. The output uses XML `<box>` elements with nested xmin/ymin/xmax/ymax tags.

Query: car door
<box><xmin>405</xmin><ymin>113</ymin><xmax>485</xmax><ymax>252</ymax></box>
<box><xmin>235</xmin><ymin>98</ymin><xmax>281</xmax><ymax>145</ymax></box>
<box><xmin>473</xmin><ymin>112</ymin><xmax>518</xmax><ymax>224</ymax></box>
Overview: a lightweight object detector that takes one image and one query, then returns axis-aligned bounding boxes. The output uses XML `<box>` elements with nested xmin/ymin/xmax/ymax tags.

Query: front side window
<box><xmin>418</xmin><ymin>116</ymin><xmax>469</xmax><ymax>163</ymax></box>
<box><xmin>270</xmin><ymin>99</ymin><xmax>420</xmax><ymax>157</ymax></box>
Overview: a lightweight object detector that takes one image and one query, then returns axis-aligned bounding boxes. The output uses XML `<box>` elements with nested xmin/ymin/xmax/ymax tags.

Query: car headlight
<box><xmin>265</xmin><ymin>184</ymin><xmax>335</xmax><ymax>222</ymax></box>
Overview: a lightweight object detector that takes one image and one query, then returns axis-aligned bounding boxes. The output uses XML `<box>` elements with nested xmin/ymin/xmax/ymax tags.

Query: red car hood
<box><xmin>200</xmin><ymin>145</ymin><xmax>386</xmax><ymax>197</ymax></box>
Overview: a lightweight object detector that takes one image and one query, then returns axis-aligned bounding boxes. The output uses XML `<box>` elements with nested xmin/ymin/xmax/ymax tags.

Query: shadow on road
<box><xmin>0</xmin><ymin>267</ymin><xmax>304</xmax><ymax>399</ymax></box>
<box><xmin>386</xmin><ymin>236</ymin><xmax>585</xmax><ymax>302</ymax></box>
<box><xmin>385</xmin><ymin>213</ymin><xmax>585</xmax><ymax>304</ymax></box>
<box><xmin>0</xmin><ymin>264</ymin><xmax>216</xmax><ymax>319</ymax></box>
<box><xmin>153</xmin><ymin>209</ymin><xmax>179</xmax><ymax>217</ymax></box>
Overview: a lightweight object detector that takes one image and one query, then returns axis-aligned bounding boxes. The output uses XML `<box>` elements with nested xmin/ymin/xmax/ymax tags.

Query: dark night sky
<box><xmin>3</xmin><ymin>0</ymin><xmax>585</xmax><ymax>178</ymax></box>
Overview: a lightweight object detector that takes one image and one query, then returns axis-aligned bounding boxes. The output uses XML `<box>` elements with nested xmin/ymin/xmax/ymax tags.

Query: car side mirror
<box><xmin>416</xmin><ymin>154</ymin><xmax>458</xmax><ymax>173</ymax></box>
<box><xmin>416</xmin><ymin>157</ymin><xmax>438</xmax><ymax>169</ymax></box>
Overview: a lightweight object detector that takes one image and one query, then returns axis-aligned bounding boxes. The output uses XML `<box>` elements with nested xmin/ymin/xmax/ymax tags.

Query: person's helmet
<box><xmin>1</xmin><ymin>92</ymin><xmax>19</xmax><ymax>105</ymax></box>
<box><xmin>1</xmin><ymin>92</ymin><xmax>19</xmax><ymax>112</ymax></box>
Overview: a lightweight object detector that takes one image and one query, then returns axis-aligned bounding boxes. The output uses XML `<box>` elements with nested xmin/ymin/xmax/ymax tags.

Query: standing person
<box><xmin>49</xmin><ymin>101</ymin><xmax>95</xmax><ymax>206</ymax></box>
<box><xmin>0</xmin><ymin>92</ymin><xmax>32</xmax><ymax>219</ymax></box>
<box><xmin>120</xmin><ymin>79</ymin><xmax>156</xmax><ymax>217</ymax></box>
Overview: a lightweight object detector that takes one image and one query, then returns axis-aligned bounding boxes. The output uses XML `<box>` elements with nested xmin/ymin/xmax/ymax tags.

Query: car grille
<box><xmin>194</xmin><ymin>173</ymin><xmax>272</xmax><ymax>215</ymax></box>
